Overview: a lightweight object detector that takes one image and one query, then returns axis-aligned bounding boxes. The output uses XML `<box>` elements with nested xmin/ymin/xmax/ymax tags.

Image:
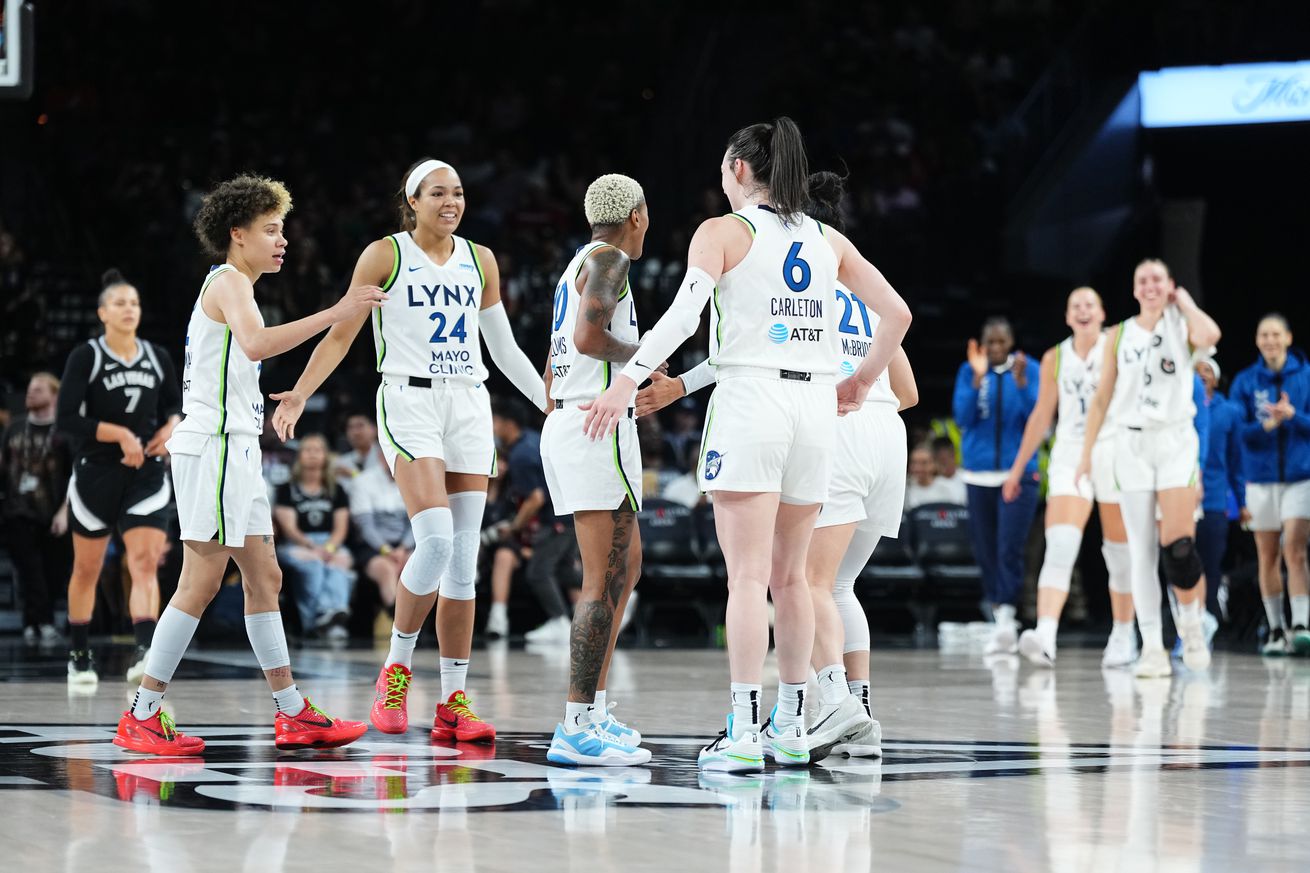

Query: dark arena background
<box><xmin>2</xmin><ymin>1</ymin><xmax>1310</xmax><ymax>870</ymax></box>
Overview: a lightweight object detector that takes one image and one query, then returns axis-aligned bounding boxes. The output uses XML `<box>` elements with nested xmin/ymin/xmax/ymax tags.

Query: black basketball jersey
<box><xmin>57</xmin><ymin>336</ymin><xmax>182</xmax><ymax>463</ymax></box>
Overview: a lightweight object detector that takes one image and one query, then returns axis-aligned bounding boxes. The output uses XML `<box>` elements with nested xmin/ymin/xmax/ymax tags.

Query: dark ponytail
<box><xmin>726</xmin><ymin>116</ymin><xmax>810</xmax><ymax>222</ymax></box>
<box><xmin>396</xmin><ymin>157</ymin><xmax>437</xmax><ymax>232</ymax></box>
<box><xmin>98</xmin><ymin>268</ymin><xmax>132</xmax><ymax>306</ymax></box>
<box><xmin>806</xmin><ymin>170</ymin><xmax>848</xmax><ymax>233</ymax></box>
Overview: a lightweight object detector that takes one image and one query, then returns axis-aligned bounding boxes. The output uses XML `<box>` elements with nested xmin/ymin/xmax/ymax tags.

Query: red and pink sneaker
<box><xmin>113</xmin><ymin>710</ymin><xmax>207</xmax><ymax>756</ymax></box>
<box><xmin>370</xmin><ymin>663</ymin><xmax>413</xmax><ymax>734</ymax></box>
<box><xmin>431</xmin><ymin>690</ymin><xmax>495</xmax><ymax>743</ymax></box>
<box><xmin>275</xmin><ymin>698</ymin><xmax>368</xmax><ymax>750</ymax></box>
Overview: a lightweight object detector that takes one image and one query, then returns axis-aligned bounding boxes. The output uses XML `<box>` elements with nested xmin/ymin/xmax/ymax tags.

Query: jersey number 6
<box><xmin>783</xmin><ymin>242</ymin><xmax>811</xmax><ymax>293</ymax></box>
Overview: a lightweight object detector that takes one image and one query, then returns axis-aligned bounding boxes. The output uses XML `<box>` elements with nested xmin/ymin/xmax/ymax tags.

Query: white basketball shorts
<box><xmin>541</xmin><ymin>405</ymin><xmax>642</xmax><ymax>515</ymax></box>
<box><xmin>1114</xmin><ymin>423</ymin><xmax>1200</xmax><ymax>494</ymax></box>
<box><xmin>1046</xmin><ymin>436</ymin><xmax>1119</xmax><ymax>504</ymax></box>
<box><xmin>167</xmin><ymin>431</ymin><xmax>273</xmax><ymax>545</ymax></box>
<box><xmin>376</xmin><ymin>378</ymin><xmax>495</xmax><ymax>476</ymax></box>
<box><xmin>1246</xmin><ymin>480</ymin><xmax>1310</xmax><ymax>532</ymax></box>
<box><xmin>816</xmin><ymin>402</ymin><xmax>907</xmax><ymax>535</ymax></box>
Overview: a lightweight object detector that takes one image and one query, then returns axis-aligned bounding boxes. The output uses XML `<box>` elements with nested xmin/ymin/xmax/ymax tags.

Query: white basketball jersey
<box><xmin>549</xmin><ymin>242</ymin><xmax>638</xmax><ymax>402</ymax></box>
<box><xmin>372</xmin><ymin>232</ymin><xmax>486</xmax><ymax>383</ymax></box>
<box><xmin>174</xmin><ymin>264</ymin><xmax>264</xmax><ymax>437</ymax></box>
<box><xmin>710</xmin><ymin>205</ymin><xmax>839</xmax><ymax>375</ymax></box>
<box><xmin>1114</xmin><ymin>311</ymin><xmax>1195</xmax><ymax>428</ymax></box>
<box><xmin>834</xmin><ymin>281</ymin><xmax>896</xmax><ymax>406</ymax></box>
<box><xmin>1053</xmin><ymin>333</ymin><xmax>1105</xmax><ymax>446</ymax></box>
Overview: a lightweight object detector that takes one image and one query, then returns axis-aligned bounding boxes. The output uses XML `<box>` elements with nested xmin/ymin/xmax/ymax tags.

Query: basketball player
<box><xmin>1077</xmin><ymin>260</ymin><xmax>1222</xmax><ymax>677</ymax></box>
<box><xmin>270</xmin><ymin>159</ymin><xmax>547</xmax><ymax>742</ymax></box>
<box><xmin>803</xmin><ymin>170</ymin><xmax>916</xmax><ymax>758</ymax></box>
<box><xmin>55</xmin><ymin>270</ymin><xmax>180</xmax><ymax>687</ymax></box>
<box><xmin>116</xmin><ymin>174</ymin><xmax>375</xmax><ymax>755</ymax></box>
<box><xmin>584</xmin><ymin>118</ymin><xmax>912</xmax><ymax>771</ymax></box>
<box><xmin>1002</xmin><ymin>287</ymin><xmax>1138</xmax><ymax>668</ymax></box>
<box><xmin>540</xmin><ymin>174</ymin><xmax>651</xmax><ymax>766</ymax></box>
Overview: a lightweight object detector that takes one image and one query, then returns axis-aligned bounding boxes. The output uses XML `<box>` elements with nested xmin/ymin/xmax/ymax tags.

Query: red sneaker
<box><xmin>113</xmin><ymin>710</ymin><xmax>206</xmax><ymax>756</ymax></box>
<box><xmin>275</xmin><ymin>698</ymin><xmax>368</xmax><ymax>750</ymax></box>
<box><xmin>431</xmin><ymin>690</ymin><xmax>496</xmax><ymax>743</ymax></box>
<box><xmin>370</xmin><ymin>663</ymin><xmax>413</xmax><ymax>734</ymax></box>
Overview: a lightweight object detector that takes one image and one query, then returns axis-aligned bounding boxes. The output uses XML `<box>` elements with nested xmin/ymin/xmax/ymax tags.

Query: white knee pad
<box><xmin>439</xmin><ymin>492</ymin><xmax>486</xmax><ymax>601</ymax></box>
<box><xmin>1037</xmin><ymin>524</ymin><xmax>1082</xmax><ymax>593</ymax></box>
<box><xmin>1102</xmin><ymin>540</ymin><xmax>1132</xmax><ymax>595</ymax></box>
<box><xmin>834</xmin><ymin>576</ymin><xmax>871</xmax><ymax>654</ymax></box>
<box><xmin>400</xmin><ymin>507</ymin><xmax>454</xmax><ymax>597</ymax></box>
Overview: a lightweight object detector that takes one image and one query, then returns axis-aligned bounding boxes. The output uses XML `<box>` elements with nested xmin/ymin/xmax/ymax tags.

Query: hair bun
<box><xmin>101</xmin><ymin>268</ymin><xmax>127</xmax><ymax>289</ymax></box>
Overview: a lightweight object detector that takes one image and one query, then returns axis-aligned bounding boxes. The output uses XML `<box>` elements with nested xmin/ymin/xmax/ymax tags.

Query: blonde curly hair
<box><xmin>584</xmin><ymin>174</ymin><xmax>644</xmax><ymax>227</ymax></box>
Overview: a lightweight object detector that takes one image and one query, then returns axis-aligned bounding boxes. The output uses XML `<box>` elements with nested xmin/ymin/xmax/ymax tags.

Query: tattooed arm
<box><xmin>573</xmin><ymin>246</ymin><xmax>639</xmax><ymax>363</ymax></box>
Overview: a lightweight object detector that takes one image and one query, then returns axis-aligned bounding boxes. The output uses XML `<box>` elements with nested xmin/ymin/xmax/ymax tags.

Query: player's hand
<box><xmin>1012</xmin><ymin>351</ymin><xmax>1029</xmax><ymax>388</ymax></box>
<box><xmin>332</xmin><ymin>284</ymin><xmax>388</xmax><ymax>322</ymax></box>
<box><xmin>1074</xmin><ymin>455</ymin><xmax>1092</xmax><ymax>487</ymax></box>
<box><xmin>581</xmin><ymin>376</ymin><xmax>637</xmax><ymax>440</ymax></box>
<box><xmin>118</xmin><ymin>432</ymin><xmax>145</xmax><ymax>468</ymax></box>
<box><xmin>50</xmin><ymin>505</ymin><xmax>69</xmax><ymax>537</ymax></box>
<box><xmin>967</xmin><ymin>338</ymin><xmax>989</xmax><ymax>379</ymax></box>
<box><xmin>144</xmin><ymin>419</ymin><xmax>176</xmax><ymax>457</ymax></box>
<box><xmin>270</xmin><ymin>390</ymin><xmax>306</xmax><ymax>442</ymax></box>
<box><xmin>1001</xmin><ymin>473</ymin><xmax>1021</xmax><ymax>503</ymax></box>
<box><xmin>635</xmin><ymin>371</ymin><xmax>685</xmax><ymax>418</ymax></box>
<box><xmin>836</xmin><ymin>376</ymin><xmax>871</xmax><ymax>416</ymax></box>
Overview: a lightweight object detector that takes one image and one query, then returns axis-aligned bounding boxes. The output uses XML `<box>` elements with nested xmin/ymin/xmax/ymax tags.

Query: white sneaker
<box><xmin>1102</xmin><ymin>628</ymin><xmax>1139</xmax><ymax>668</ymax></box>
<box><xmin>546</xmin><ymin>724</ymin><xmax>651</xmax><ymax>767</ymax></box>
<box><xmin>125</xmin><ymin>646</ymin><xmax>149</xmax><ymax>684</ymax></box>
<box><xmin>832</xmin><ymin>716</ymin><xmax>883</xmax><ymax>758</ymax></box>
<box><xmin>1018</xmin><ymin>629</ymin><xmax>1055</xmax><ymax>667</ymax></box>
<box><xmin>805</xmin><ymin>694</ymin><xmax>867</xmax><ymax>761</ymax></box>
<box><xmin>1203</xmin><ymin>611</ymin><xmax>1219</xmax><ymax>649</ymax></box>
<box><xmin>1262</xmin><ymin>628</ymin><xmax>1290</xmax><ymax>656</ymax></box>
<box><xmin>593</xmin><ymin>702</ymin><xmax>641</xmax><ymax>748</ymax></box>
<box><xmin>762</xmin><ymin>710</ymin><xmax>810</xmax><ymax>768</ymax></box>
<box><xmin>984</xmin><ymin>621</ymin><xmax>1019</xmax><ymax>655</ymax></box>
<box><xmin>484</xmin><ymin>607</ymin><xmax>509</xmax><ymax>640</ymax></box>
<box><xmin>699</xmin><ymin>715</ymin><xmax>764</xmax><ymax>773</ymax></box>
<box><xmin>1134</xmin><ymin>646</ymin><xmax>1173</xmax><ymax>679</ymax></box>
<box><xmin>67</xmin><ymin>652</ymin><xmax>99</xmax><ymax>689</ymax></box>
<box><xmin>525</xmin><ymin>615</ymin><xmax>571</xmax><ymax>644</ymax></box>
<box><xmin>325</xmin><ymin>624</ymin><xmax>350</xmax><ymax>643</ymax></box>
<box><xmin>38</xmin><ymin>624</ymin><xmax>61</xmax><ymax>646</ymax></box>
<box><xmin>1177</xmin><ymin>618</ymin><xmax>1211</xmax><ymax>671</ymax></box>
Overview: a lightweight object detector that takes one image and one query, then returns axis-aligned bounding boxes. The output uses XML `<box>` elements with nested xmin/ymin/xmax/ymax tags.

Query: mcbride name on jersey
<box><xmin>549</xmin><ymin>242</ymin><xmax>638</xmax><ymax>400</ymax></box>
<box><xmin>56</xmin><ymin>336</ymin><xmax>180</xmax><ymax>463</ymax></box>
<box><xmin>834</xmin><ymin>281</ymin><xmax>896</xmax><ymax>405</ymax></box>
<box><xmin>373</xmin><ymin>231</ymin><xmax>488</xmax><ymax>382</ymax></box>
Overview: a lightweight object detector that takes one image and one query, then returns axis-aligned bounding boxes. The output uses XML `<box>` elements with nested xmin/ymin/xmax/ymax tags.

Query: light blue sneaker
<box><xmin>762</xmin><ymin>706</ymin><xmax>811</xmax><ymax>768</ymax></box>
<box><xmin>593</xmin><ymin>702</ymin><xmax>641</xmax><ymax>748</ymax></box>
<box><xmin>546</xmin><ymin>724</ymin><xmax>651</xmax><ymax>767</ymax></box>
<box><xmin>698</xmin><ymin>714</ymin><xmax>764</xmax><ymax>773</ymax></box>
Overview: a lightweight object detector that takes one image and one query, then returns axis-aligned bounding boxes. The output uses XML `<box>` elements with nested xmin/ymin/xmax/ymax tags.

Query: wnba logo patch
<box><xmin>768</xmin><ymin>323</ymin><xmax>789</xmax><ymax>345</ymax></box>
<box><xmin>704</xmin><ymin>450</ymin><xmax>723</xmax><ymax>480</ymax></box>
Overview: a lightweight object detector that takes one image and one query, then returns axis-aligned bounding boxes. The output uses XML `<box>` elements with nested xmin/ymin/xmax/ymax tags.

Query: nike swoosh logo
<box><xmin>408</xmin><ymin>265</ymin><xmax>423</xmax><ymax>272</ymax></box>
<box><xmin>295</xmin><ymin>715</ymin><xmax>334</xmax><ymax>728</ymax></box>
<box><xmin>635</xmin><ymin>360</ymin><xmax>652</xmax><ymax>371</ymax></box>
<box><xmin>806</xmin><ymin>710</ymin><xmax>838</xmax><ymax>735</ymax></box>
<box><xmin>438</xmin><ymin>715</ymin><xmax>459</xmax><ymax>728</ymax></box>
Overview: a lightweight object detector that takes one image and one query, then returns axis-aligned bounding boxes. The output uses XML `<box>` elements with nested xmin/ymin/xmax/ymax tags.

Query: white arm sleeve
<box><xmin>619</xmin><ymin>266</ymin><xmax>714</xmax><ymax>385</ymax></box>
<box><xmin>480</xmin><ymin>302</ymin><xmax>547</xmax><ymax>411</ymax></box>
<box><xmin>677</xmin><ymin>357</ymin><xmax>716</xmax><ymax>395</ymax></box>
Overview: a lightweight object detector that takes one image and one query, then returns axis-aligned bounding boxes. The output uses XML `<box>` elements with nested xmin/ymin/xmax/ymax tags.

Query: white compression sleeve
<box><xmin>619</xmin><ymin>267</ymin><xmax>714</xmax><ymax>385</ymax></box>
<box><xmin>480</xmin><ymin>302</ymin><xmax>547</xmax><ymax>410</ymax></box>
<box><xmin>677</xmin><ymin>357</ymin><xmax>716</xmax><ymax>395</ymax></box>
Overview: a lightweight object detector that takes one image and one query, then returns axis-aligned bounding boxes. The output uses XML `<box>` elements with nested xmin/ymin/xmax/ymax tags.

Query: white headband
<box><xmin>405</xmin><ymin>159</ymin><xmax>455</xmax><ymax>198</ymax></box>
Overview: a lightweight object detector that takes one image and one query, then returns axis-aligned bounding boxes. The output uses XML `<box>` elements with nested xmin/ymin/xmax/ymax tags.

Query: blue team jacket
<box><xmin>1230</xmin><ymin>350</ymin><xmax>1310</xmax><ymax>484</ymax></box>
<box><xmin>1201</xmin><ymin>390</ymin><xmax>1246</xmax><ymax>514</ymax></box>
<box><xmin>952</xmin><ymin>358</ymin><xmax>1039</xmax><ymax>474</ymax></box>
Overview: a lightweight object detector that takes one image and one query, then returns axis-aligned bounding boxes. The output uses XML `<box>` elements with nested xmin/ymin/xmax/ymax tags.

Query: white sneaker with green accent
<box><xmin>698</xmin><ymin>715</ymin><xmax>764</xmax><ymax>773</ymax></box>
<box><xmin>1134</xmin><ymin>645</ymin><xmax>1173</xmax><ymax>679</ymax></box>
<box><xmin>832</xmin><ymin>717</ymin><xmax>883</xmax><ymax>758</ymax></box>
<box><xmin>763</xmin><ymin>708</ymin><xmax>811</xmax><ymax>768</ymax></box>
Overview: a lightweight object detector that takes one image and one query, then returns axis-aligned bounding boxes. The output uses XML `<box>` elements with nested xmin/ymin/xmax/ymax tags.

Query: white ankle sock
<box><xmin>1291</xmin><ymin>595</ymin><xmax>1309</xmax><ymax>628</ymax></box>
<box><xmin>564</xmin><ymin>701</ymin><xmax>593</xmax><ymax>733</ymax></box>
<box><xmin>130</xmin><ymin>687</ymin><xmax>165</xmax><ymax>720</ymax></box>
<box><xmin>488</xmin><ymin>602</ymin><xmax>507</xmax><ymax>621</ymax></box>
<box><xmin>1263</xmin><ymin>595</ymin><xmax>1285</xmax><ymax>631</ymax></box>
<box><xmin>848</xmin><ymin>680</ymin><xmax>871</xmax><ymax>717</ymax></box>
<box><xmin>774</xmin><ymin>681</ymin><xmax>806</xmax><ymax>729</ymax></box>
<box><xmin>1036</xmin><ymin>617</ymin><xmax>1058</xmax><ymax>651</ymax></box>
<box><xmin>730</xmin><ymin>683</ymin><xmax>761</xmax><ymax>734</ymax></box>
<box><xmin>816</xmin><ymin>664</ymin><xmax>850</xmax><ymax>704</ymax></box>
<box><xmin>1177</xmin><ymin>599</ymin><xmax>1202</xmax><ymax>625</ymax></box>
<box><xmin>440</xmin><ymin>657</ymin><xmax>469</xmax><ymax>699</ymax></box>
<box><xmin>387</xmin><ymin>628</ymin><xmax>419</xmax><ymax>669</ymax></box>
<box><xmin>994</xmin><ymin>604</ymin><xmax>1017</xmax><ymax>626</ymax></box>
<box><xmin>272</xmin><ymin>684</ymin><xmax>305</xmax><ymax>716</ymax></box>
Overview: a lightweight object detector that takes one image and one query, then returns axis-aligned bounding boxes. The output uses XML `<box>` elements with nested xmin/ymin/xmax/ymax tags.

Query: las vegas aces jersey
<box><xmin>57</xmin><ymin>335</ymin><xmax>181</xmax><ymax>463</ymax></box>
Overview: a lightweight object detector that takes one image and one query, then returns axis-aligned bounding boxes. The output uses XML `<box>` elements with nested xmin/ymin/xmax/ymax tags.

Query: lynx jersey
<box><xmin>1112</xmin><ymin>312</ymin><xmax>1195</xmax><ymax>429</ymax></box>
<box><xmin>1052</xmin><ymin>333</ymin><xmax>1105</xmax><ymax>447</ymax></box>
<box><xmin>834</xmin><ymin>281</ymin><xmax>896</xmax><ymax>407</ymax></box>
<box><xmin>372</xmin><ymin>231</ymin><xmax>487</xmax><ymax>383</ymax></box>
<box><xmin>548</xmin><ymin>242</ymin><xmax>638</xmax><ymax>402</ymax></box>
<box><xmin>710</xmin><ymin>205</ymin><xmax>840</xmax><ymax>375</ymax></box>
<box><xmin>174</xmin><ymin>264</ymin><xmax>264</xmax><ymax>437</ymax></box>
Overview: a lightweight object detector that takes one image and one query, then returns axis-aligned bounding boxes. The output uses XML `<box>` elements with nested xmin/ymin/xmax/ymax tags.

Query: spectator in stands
<box><xmin>952</xmin><ymin>316</ymin><xmax>1040</xmax><ymax>654</ymax></box>
<box><xmin>931</xmin><ymin>435</ymin><xmax>966</xmax><ymax>493</ymax></box>
<box><xmin>905</xmin><ymin>445</ymin><xmax>966</xmax><ymax>509</ymax></box>
<box><xmin>350</xmin><ymin>446</ymin><xmax>413</xmax><ymax>616</ymax></box>
<box><xmin>334</xmin><ymin>412</ymin><xmax>382</xmax><ymax>498</ymax></box>
<box><xmin>273</xmin><ymin>434</ymin><xmax>353</xmax><ymax>641</ymax></box>
<box><xmin>1</xmin><ymin>372</ymin><xmax>71</xmax><ymax>645</ymax></box>
<box><xmin>483</xmin><ymin>448</ymin><xmax>521</xmax><ymax>640</ymax></box>
<box><xmin>490</xmin><ymin>398</ymin><xmax>577</xmax><ymax>644</ymax></box>
<box><xmin>642</xmin><ymin>423</ymin><xmax>701</xmax><ymax>509</ymax></box>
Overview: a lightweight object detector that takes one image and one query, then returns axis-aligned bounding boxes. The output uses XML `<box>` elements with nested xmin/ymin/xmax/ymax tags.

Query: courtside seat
<box><xmin>908</xmin><ymin>502</ymin><xmax>984</xmax><ymax>625</ymax></box>
<box><xmin>636</xmin><ymin>499</ymin><xmax>720</xmax><ymax>644</ymax></box>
